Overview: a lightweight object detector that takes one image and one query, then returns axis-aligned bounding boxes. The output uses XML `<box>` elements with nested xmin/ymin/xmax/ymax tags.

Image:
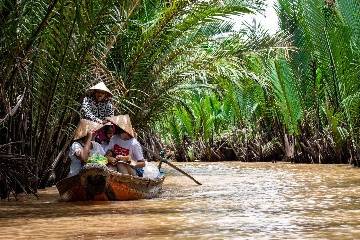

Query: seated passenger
<box><xmin>95</xmin><ymin>123</ymin><xmax>114</xmax><ymax>151</ymax></box>
<box><xmin>105</xmin><ymin>115</ymin><xmax>145</xmax><ymax>177</ymax></box>
<box><xmin>68</xmin><ymin>119</ymin><xmax>105</xmax><ymax>177</ymax></box>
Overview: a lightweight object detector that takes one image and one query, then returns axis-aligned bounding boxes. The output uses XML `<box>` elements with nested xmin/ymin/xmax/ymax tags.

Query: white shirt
<box><xmin>68</xmin><ymin>141</ymin><xmax>105</xmax><ymax>177</ymax></box>
<box><xmin>106</xmin><ymin>135</ymin><xmax>144</xmax><ymax>161</ymax></box>
<box><xmin>100</xmin><ymin>142</ymin><xmax>110</xmax><ymax>153</ymax></box>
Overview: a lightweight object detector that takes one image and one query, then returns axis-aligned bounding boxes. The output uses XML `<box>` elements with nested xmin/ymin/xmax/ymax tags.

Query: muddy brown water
<box><xmin>1</xmin><ymin>162</ymin><xmax>360</xmax><ymax>240</ymax></box>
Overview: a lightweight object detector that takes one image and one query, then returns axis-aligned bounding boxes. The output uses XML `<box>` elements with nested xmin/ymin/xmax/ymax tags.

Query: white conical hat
<box><xmin>88</xmin><ymin>82</ymin><xmax>112</xmax><ymax>96</ymax></box>
<box><xmin>73</xmin><ymin>119</ymin><xmax>103</xmax><ymax>140</ymax></box>
<box><xmin>106</xmin><ymin>114</ymin><xmax>134</xmax><ymax>137</ymax></box>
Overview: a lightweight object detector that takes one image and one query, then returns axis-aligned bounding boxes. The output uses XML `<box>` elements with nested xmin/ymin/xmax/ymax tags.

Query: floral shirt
<box><xmin>81</xmin><ymin>96</ymin><xmax>114</xmax><ymax>123</ymax></box>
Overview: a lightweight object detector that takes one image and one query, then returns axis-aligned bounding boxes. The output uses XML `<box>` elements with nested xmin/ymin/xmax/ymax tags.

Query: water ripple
<box><xmin>1</xmin><ymin>162</ymin><xmax>359</xmax><ymax>240</ymax></box>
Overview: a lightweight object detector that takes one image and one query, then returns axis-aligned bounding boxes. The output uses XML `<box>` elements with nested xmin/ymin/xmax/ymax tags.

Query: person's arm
<box><xmin>81</xmin><ymin>97</ymin><xmax>102</xmax><ymax>123</ymax></box>
<box><xmin>133</xmin><ymin>159</ymin><xmax>145</xmax><ymax>169</ymax></box>
<box><xmin>105</xmin><ymin>150</ymin><xmax>117</xmax><ymax>164</ymax></box>
<box><xmin>105</xmin><ymin>101</ymin><xmax>114</xmax><ymax>117</ymax></box>
<box><xmin>130</xmin><ymin>141</ymin><xmax>145</xmax><ymax>168</ymax></box>
<box><xmin>115</xmin><ymin>155</ymin><xmax>131</xmax><ymax>163</ymax></box>
<box><xmin>76</xmin><ymin>132</ymin><xmax>92</xmax><ymax>163</ymax></box>
<box><xmin>104</xmin><ymin>138</ymin><xmax>117</xmax><ymax>164</ymax></box>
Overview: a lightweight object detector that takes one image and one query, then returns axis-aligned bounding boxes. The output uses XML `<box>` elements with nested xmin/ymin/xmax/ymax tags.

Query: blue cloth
<box><xmin>136</xmin><ymin>168</ymin><xmax>144</xmax><ymax>177</ymax></box>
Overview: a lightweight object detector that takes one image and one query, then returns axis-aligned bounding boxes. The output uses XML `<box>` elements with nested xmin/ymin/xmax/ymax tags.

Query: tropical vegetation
<box><xmin>0</xmin><ymin>0</ymin><xmax>359</xmax><ymax>198</ymax></box>
<box><xmin>155</xmin><ymin>0</ymin><xmax>360</xmax><ymax>166</ymax></box>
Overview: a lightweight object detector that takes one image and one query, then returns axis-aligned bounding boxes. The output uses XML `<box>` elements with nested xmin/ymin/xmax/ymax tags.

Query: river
<box><xmin>1</xmin><ymin>162</ymin><xmax>359</xmax><ymax>239</ymax></box>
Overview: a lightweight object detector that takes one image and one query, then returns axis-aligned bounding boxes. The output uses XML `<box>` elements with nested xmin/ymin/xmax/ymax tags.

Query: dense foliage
<box><xmin>1</xmin><ymin>0</ymin><xmax>359</xmax><ymax>198</ymax></box>
<box><xmin>155</xmin><ymin>0</ymin><xmax>360</xmax><ymax>165</ymax></box>
<box><xmin>0</xmin><ymin>0</ymin><xmax>263</xmax><ymax>197</ymax></box>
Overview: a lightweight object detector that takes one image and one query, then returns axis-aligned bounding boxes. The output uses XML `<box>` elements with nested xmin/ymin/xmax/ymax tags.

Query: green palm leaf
<box><xmin>267</xmin><ymin>57</ymin><xmax>302</xmax><ymax>135</ymax></box>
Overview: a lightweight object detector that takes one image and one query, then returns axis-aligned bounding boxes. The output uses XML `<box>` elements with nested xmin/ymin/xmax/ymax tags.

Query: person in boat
<box><xmin>105</xmin><ymin>115</ymin><xmax>145</xmax><ymax>177</ymax></box>
<box><xmin>81</xmin><ymin>81</ymin><xmax>115</xmax><ymax>148</ymax></box>
<box><xmin>68</xmin><ymin>119</ymin><xmax>105</xmax><ymax>177</ymax></box>
<box><xmin>95</xmin><ymin>122</ymin><xmax>114</xmax><ymax>151</ymax></box>
<box><xmin>81</xmin><ymin>81</ymin><xmax>114</xmax><ymax>124</ymax></box>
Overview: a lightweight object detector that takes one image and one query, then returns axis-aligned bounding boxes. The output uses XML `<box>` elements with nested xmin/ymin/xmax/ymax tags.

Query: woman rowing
<box><xmin>81</xmin><ymin>81</ymin><xmax>114</xmax><ymax>124</ymax></box>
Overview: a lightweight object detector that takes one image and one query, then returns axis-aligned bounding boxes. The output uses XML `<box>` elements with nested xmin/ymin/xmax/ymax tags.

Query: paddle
<box><xmin>141</xmin><ymin>146</ymin><xmax>202</xmax><ymax>185</ymax></box>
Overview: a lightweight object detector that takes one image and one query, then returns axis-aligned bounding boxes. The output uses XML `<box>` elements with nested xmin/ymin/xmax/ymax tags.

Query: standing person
<box><xmin>105</xmin><ymin>115</ymin><xmax>145</xmax><ymax>176</ymax></box>
<box><xmin>81</xmin><ymin>81</ymin><xmax>114</xmax><ymax>124</ymax></box>
<box><xmin>68</xmin><ymin>119</ymin><xmax>105</xmax><ymax>177</ymax></box>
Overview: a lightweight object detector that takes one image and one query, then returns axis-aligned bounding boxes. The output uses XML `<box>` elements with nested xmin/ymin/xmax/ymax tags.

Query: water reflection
<box><xmin>1</xmin><ymin>162</ymin><xmax>359</xmax><ymax>239</ymax></box>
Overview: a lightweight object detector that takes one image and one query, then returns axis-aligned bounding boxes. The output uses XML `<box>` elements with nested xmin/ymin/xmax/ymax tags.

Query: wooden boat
<box><xmin>56</xmin><ymin>163</ymin><xmax>165</xmax><ymax>201</ymax></box>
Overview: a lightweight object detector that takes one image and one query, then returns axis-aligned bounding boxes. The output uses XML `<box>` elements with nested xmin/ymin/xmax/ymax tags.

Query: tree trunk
<box><xmin>284</xmin><ymin>133</ymin><xmax>295</xmax><ymax>162</ymax></box>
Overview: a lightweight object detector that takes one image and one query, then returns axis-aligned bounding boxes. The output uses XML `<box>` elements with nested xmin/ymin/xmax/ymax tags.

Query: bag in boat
<box><xmin>142</xmin><ymin>161</ymin><xmax>160</xmax><ymax>179</ymax></box>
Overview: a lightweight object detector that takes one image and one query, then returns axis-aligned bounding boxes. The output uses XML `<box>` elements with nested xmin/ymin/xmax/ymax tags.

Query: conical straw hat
<box><xmin>73</xmin><ymin>119</ymin><xmax>103</xmax><ymax>140</ymax></box>
<box><xmin>106</xmin><ymin>114</ymin><xmax>134</xmax><ymax>137</ymax></box>
<box><xmin>88</xmin><ymin>82</ymin><xmax>112</xmax><ymax>96</ymax></box>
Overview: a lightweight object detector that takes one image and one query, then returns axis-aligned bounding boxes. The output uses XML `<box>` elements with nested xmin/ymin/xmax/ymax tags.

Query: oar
<box><xmin>142</xmin><ymin>146</ymin><xmax>202</xmax><ymax>185</ymax></box>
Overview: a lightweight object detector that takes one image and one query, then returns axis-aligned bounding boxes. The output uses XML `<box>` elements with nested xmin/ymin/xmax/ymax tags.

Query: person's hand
<box><xmin>109</xmin><ymin>157</ymin><xmax>117</xmax><ymax>165</ymax></box>
<box><xmin>115</xmin><ymin>155</ymin><xmax>129</xmax><ymax>161</ymax></box>
<box><xmin>115</xmin><ymin>155</ymin><xmax>130</xmax><ymax>163</ymax></box>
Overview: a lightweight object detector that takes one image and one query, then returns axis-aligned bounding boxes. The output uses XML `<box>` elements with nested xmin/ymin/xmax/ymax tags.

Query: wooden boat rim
<box><xmin>56</xmin><ymin>163</ymin><xmax>165</xmax><ymax>187</ymax></box>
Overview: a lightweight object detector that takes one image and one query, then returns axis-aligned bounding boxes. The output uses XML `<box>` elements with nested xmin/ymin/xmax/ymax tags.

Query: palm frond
<box><xmin>267</xmin><ymin>57</ymin><xmax>302</xmax><ymax>135</ymax></box>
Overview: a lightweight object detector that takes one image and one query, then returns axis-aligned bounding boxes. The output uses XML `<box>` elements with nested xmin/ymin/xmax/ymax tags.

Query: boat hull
<box><xmin>56</xmin><ymin>163</ymin><xmax>164</xmax><ymax>201</ymax></box>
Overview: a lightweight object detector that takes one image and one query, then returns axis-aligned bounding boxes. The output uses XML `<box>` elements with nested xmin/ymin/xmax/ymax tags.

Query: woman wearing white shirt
<box><xmin>68</xmin><ymin>119</ymin><xmax>105</xmax><ymax>177</ymax></box>
<box><xmin>105</xmin><ymin>115</ymin><xmax>145</xmax><ymax>176</ymax></box>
